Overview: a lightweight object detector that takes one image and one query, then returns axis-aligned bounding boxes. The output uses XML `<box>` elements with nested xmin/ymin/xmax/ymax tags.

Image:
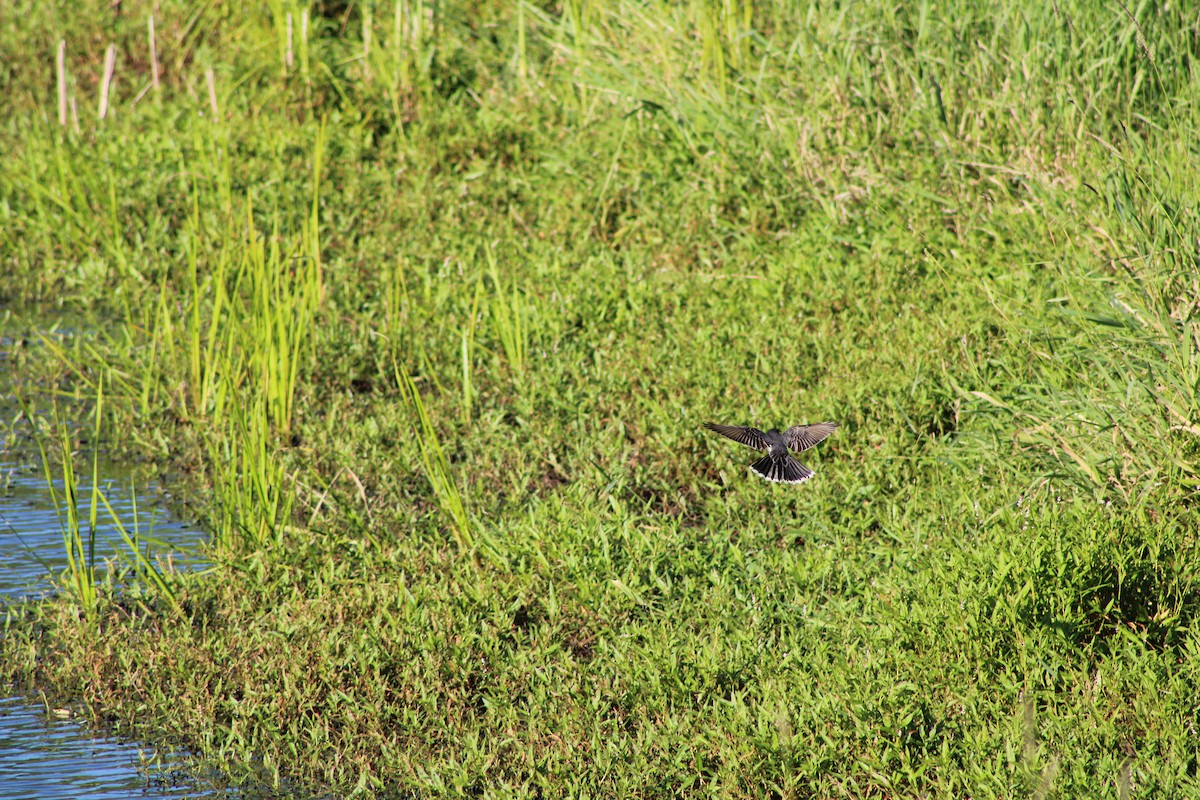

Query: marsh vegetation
<box><xmin>2</xmin><ymin>0</ymin><xmax>1199</xmax><ymax>796</ymax></box>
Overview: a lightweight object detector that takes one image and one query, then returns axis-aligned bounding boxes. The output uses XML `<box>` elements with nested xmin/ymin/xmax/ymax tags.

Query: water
<box><xmin>0</xmin><ymin>318</ymin><xmax>247</xmax><ymax>799</ymax></box>
<box><xmin>0</xmin><ymin>696</ymin><xmax>233</xmax><ymax>800</ymax></box>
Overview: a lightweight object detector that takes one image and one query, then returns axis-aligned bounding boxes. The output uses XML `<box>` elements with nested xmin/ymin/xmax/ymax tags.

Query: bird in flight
<box><xmin>703</xmin><ymin>421</ymin><xmax>838</xmax><ymax>484</ymax></box>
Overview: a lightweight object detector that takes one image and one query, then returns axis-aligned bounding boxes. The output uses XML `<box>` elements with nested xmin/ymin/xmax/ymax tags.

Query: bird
<box><xmin>703</xmin><ymin>420</ymin><xmax>838</xmax><ymax>484</ymax></box>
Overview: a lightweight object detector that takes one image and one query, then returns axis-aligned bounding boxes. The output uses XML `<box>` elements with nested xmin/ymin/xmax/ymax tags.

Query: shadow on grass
<box><xmin>1007</xmin><ymin>509</ymin><xmax>1200</xmax><ymax>656</ymax></box>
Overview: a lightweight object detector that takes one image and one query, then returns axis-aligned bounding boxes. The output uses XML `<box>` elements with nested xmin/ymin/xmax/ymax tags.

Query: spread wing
<box><xmin>785</xmin><ymin>422</ymin><xmax>838</xmax><ymax>453</ymax></box>
<box><xmin>703</xmin><ymin>422</ymin><xmax>769</xmax><ymax>451</ymax></box>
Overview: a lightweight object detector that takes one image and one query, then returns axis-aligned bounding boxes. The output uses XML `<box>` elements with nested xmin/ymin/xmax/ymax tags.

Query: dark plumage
<box><xmin>703</xmin><ymin>421</ymin><xmax>838</xmax><ymax>484</ymax></box>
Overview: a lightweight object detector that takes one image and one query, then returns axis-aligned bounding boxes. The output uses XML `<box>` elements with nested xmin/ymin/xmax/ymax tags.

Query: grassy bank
<box><xmin>2</xmin><ymin>0</ymin><xmax>1199</xmax><ymax>796</ymax></box>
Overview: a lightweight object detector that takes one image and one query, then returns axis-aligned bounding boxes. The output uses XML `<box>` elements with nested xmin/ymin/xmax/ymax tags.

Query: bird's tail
<box><xmin>749</xmin><ymin>454</ymin><xmax>814</xmax><ymax>484</ymax></box>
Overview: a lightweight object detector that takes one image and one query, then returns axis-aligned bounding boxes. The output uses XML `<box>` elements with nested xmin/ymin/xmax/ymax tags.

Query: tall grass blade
<box><xmin>23</xmin><ymin>394</ymin><xmax>99</xmax><ymax>623</ymax></box>
<box><xmin>394</xmin><ymin>366</ymin><xmax>472</xmax><ymax>552</ymax></box>
<box><xmin>487</xmin><ymin>251</ymin><xmax>530</xmax><ymax>379</ymax></box>
<box><xmin>205</xmin><ymin>386</ymin><xmax>296</xmax><ymax>552</ymax></box>
<box><xmin>96</xmin><ymin>484</ymin><xmax>183</xmax><ymax>618</ymax></box>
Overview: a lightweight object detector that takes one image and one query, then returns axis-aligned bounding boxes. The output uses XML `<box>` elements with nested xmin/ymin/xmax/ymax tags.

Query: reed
<box><xmin>32</xmin><ymin>400</ymin><xmax>100</xmax><ymax>624</ymax></box>
<box><xmin>20</xmin><ymin>375</ymin><xmax>185</xmax><ymax>619</ymax></box>
<box><xmin>204</xmin><ymin>388</ymin><xmax>296</xmax><ymax>552</ymax></box>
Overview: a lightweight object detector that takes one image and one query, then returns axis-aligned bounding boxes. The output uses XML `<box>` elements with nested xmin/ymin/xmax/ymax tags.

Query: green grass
<box><xmin>2</xmin><ymin>0</ymin><xmax>1199</xmax><ymax>796</ymax></box>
